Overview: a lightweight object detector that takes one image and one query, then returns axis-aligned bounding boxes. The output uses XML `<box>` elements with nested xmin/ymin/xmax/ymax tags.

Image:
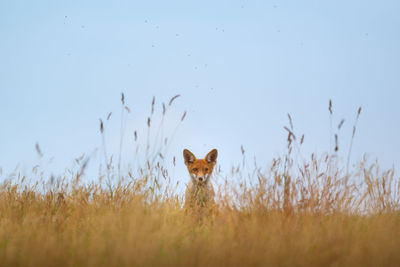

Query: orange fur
<box><xmin>183</xmin><ymin>149</ymin><xmax>217</xmax><ymax>209</ymax></box>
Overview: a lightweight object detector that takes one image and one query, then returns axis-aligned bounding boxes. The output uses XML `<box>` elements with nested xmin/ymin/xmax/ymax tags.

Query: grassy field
<box><xmin>0</xmin><ymin>163</ymin><xmax>399</xmax><ymax>267</ymax></box>
<box><xmin>1</xmin><ymin>98</ymin><xmax>399</xmax><ymax>266</ymax></box>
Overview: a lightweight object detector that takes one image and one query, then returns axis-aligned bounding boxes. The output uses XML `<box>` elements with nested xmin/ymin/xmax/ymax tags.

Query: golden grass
<box><xmin>1</xmin><ymin>155</ymin><xmax>399</xmax><ymax>267</ymax></box>
<box><xmin>1</xmin><ymin>97</ymin><xmax>399</xmax><ymax>266</ymax></box>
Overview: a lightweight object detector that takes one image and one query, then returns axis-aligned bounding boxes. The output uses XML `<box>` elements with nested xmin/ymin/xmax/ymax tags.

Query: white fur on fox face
<box><xmin>190</xmin><ymin>173</ymin><xmax>210</xmax><ymax>183</ymax></box>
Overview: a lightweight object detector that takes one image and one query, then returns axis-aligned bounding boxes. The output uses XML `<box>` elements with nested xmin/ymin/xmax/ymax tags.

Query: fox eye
<box><xmin>204</xmin><ymin>168</ymin><xmax>209</xmax><ymax>172</ymax></box>
<box><xmin>192</xmin><ymin>168</ymin><xmax>198</xmax><ymax>172</ymax></box>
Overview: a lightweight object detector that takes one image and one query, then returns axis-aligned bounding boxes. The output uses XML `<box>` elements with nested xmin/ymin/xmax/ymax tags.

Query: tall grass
<box><xmin>0</xmin><ymin>96</ymin><xmax>399</xmax><ymax>267</ymax></box>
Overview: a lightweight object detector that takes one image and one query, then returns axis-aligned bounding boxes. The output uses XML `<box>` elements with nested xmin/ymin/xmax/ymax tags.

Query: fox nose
<box><xmin>198</xmin><ymin>177</ymin><xmax>203</xmax><ymax>182</ymax></box>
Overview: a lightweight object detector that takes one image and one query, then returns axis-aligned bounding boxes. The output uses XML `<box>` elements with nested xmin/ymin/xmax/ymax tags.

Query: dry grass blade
<box><xmin>288</xmin><ymin>113</ymin><xmax>293</xmax><ymax>130</ymax></box>
<box><xmin>107</xmin><ymin>112</ymin><xmax>112</xmax><ymax>120</ymax></box>
<box><xmin>99</xmin><ymin>119</ymin><xmax>104</xmax><ymax>133</ymax></box>
<box><xmin>347</xmin><ymin>106</ymin><xmax>362</xmax><ymax>175</ymax></box>
<box><xmin>169</xmin><ymin>94</ymin><xmax>181</xmax><ymax>106</ymax></box>
<box><xmin>75</xmin><ymin>153</ymin><xmax>85</xmax><ymax>163</ymax></box>
<box><xmin>78</xmin><ymin>157</ymin><xmax>90</xmax><ymax>177</ymax></box>
<box><xmin>329</xmin><ymin>99</ymin><xmax>333</xmax><ymax>152</ymax></box>
<box><xmin>338</xmin><ymin>119</ymin><xmax>345</xmax><ymax>130</ymax></box>
<box><xmin>125</xmin><ymin>106</ymin><xmax>131</xmax><ymax>113</ymax></box>
<box><xmin>283</xmin><ymin>126</ymin><xmax>296</xmax><ymax>140</ymax></box>
<box><xmin>121</xmin><ymin>92</ymin><xmax>125</xmax><ymax>105</ymax></box>
<box><xmin>181</xmin><ymin>111</ymin><xmax>187</xmax><ymax>121</ymax></box>
<box><xmin>335</xmin><ymin>134</ymin><xmax>339</xmax><ymax>152</ymax></box>
<box><xmin>151</xmin><ymin>96</ymin><xmax>155</xmax><ymax>115</ymax></box>
<box><xmin>35</xmin><ymin>142</ymin><xmax>43</xmax><ymax>157</ymax></box>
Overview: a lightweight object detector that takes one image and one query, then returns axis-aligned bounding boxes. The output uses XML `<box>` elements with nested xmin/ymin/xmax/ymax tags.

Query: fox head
<box><xmin>183</xmin><ymin>149</ymin><xmax>218</xmax><ymax>184</ymax></box>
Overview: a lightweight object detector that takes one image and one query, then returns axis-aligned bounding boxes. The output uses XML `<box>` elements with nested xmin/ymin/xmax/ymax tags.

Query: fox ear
<box><xmin>205</xmin><ymin>149</ymin><xmax>218</xmax><ymax>164</ymax></box>
<box><xmin>183</xmin><ymin>149</ymin><xmax>196</xmax><ymax>165</ymax></box>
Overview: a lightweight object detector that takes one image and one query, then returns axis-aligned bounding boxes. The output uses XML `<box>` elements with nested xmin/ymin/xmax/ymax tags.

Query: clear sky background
<box><xmin>1</xmin><ymin>0</ymin><xmax>399</xmax><ymax>184</ymax></box>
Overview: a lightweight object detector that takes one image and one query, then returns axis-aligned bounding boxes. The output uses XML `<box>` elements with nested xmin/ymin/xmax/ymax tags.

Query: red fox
<box><xmin>183</xmin><ymin>149</ymin><xmax>218</xmax><ymax>209</ymax></box>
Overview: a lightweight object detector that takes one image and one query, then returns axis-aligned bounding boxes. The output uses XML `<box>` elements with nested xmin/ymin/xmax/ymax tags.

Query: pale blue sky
<box><xmin>1</xmin><ymin>0</ymin><xmax>399</xmax><ymax>183</ymax></box>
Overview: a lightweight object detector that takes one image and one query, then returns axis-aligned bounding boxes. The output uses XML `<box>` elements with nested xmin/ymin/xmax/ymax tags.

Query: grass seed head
<box><xmin>169</xmin><ymin>94</ymin><xmax>180</xmax><ymax>106</ymax></box>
